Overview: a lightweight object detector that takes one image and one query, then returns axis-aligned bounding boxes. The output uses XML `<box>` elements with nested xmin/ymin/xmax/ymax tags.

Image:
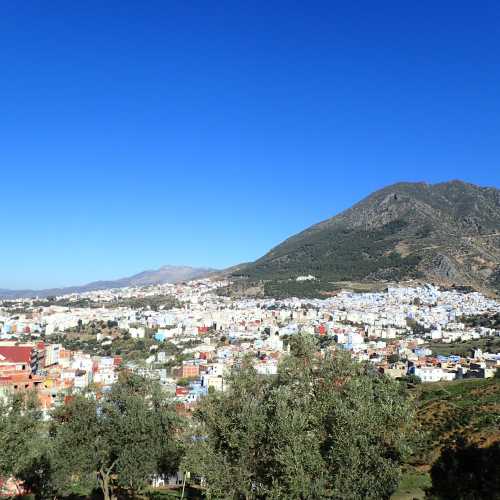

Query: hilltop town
<box><xmin>3</xmin><ymin>1</ymin><xmax>500</xmax><ymax>496</ymax></box>
<box><xmin>1</xmin><ymin>278</ymin><xmax>498</xmax><ymax>414</ymax></box>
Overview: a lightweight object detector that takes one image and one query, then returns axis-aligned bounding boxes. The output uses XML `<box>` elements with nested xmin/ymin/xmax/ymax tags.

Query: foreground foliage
<box><xmin>2</xmin><ymin>344</ymin><xmax>499</xmax><ymax>499</ymax></box>
<box><xmin>0</xmin><ymin>392</ymin><xmax>50</xmax><ymax>498</ymax></box>
<box><xmin>429</xmin><ymin>438</ymin><xmax>500</xmax><ymax>500</ymax></box>
<box><xmin>183</xmin><ymin>336</ymin><xmax>414</xmax><ymax>499</ymax></box>
<box><xmin>0</xmin><ymin>375</ymin><xmax>182</xmax><ymax>500</ymax></box>
<box><xmin>51</xmin><ymin>374</ymin><xmax>182</xmax><ymax>500</ymax></box>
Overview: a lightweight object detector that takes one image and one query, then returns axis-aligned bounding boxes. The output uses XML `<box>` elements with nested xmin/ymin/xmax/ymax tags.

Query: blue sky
<box><xmin>1</xmin><ymin>1</ymin><xmax>499</xmax><ymax>289</ymax></box>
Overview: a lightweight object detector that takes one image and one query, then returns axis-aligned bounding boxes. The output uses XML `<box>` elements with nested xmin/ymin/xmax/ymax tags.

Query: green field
<box><xmin>391</xmin><ymin>470</ymin><xmax>431</xmax><ymax>500</ymax></box>
<box><xmin>428</xmin><ymin>337</ymin><xmax>500</xmax><ymax>356</ymax></box>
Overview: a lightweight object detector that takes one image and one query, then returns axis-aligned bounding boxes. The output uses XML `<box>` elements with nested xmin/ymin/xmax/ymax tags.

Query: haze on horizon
<box><xmin>1</xmin><ymin>1</ymin><xmax>499</xmax><ymax>289</ymax></box>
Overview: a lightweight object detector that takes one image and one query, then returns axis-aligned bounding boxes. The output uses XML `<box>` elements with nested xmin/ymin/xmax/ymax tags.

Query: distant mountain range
<box><xmin>3</xmin><ymin>180</ymin><xmax>499</xmax><ymax>300</ymax></box>
<box><xmin>234</xmin><ymin>180</ymin><xmax>500</xmax><ymax>296</ymax></box>
<box><xmin>0</xmin><ymin>265</ymin><xmax>216</xmax><ymax>299</ymax></box>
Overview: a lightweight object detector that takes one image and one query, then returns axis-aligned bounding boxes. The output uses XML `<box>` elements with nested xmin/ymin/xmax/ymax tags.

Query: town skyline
<box><xmin>1</xmin><ymin>275</ymin><xmax>498</xmax><ymax>497</ymax></box>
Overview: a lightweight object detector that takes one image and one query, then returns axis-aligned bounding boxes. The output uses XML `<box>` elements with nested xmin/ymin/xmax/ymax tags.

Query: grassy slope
<box><xmin>391</xmin><ymin>470</ymin><xmax>431</xmax><ymax>500</ymax></box>
<box><xmin>428</xmin><ymin>337</ymin><xmax>500</xmax><ymax>356</ymax></box>
<box><xmin>393</xmin><ymin>377</ymin><xmax>500</xmax><ymax>499</ymax></box>
<box><xmin>414</xmin><ymin>377</ymin><xmax>500</xmax><ymax>465</ymax></box>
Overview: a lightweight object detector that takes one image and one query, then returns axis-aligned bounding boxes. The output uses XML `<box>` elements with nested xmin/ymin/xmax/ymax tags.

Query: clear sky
<box><xmin>1</xmin><ymin>1</ymin><xmax>499</xmax><ymax>289</ymax></box>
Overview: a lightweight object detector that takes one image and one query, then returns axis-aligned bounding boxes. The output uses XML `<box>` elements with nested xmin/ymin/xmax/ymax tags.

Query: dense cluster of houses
<box><xmin>0</xmin><ymin>339</ymin><xmax>121</xmax><ymax>411</ymax></box>
<box><xmin>0</xmin><ymin>281</ymin><xmax>499</xmax><ymax>413</ymax></box>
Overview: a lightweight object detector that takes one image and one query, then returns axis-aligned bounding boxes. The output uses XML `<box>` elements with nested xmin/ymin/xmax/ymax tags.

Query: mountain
<box><xmin>0</xmin><ymin>265</ymin><xmax>216</xmax><ymax>299</ymax></box>
<box><xmin>235</xmin><ymin>181</ymin><xmax>500</xmax><ymax>295</ymax></box>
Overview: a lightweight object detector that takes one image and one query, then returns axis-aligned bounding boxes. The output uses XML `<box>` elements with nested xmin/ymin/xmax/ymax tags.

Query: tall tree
<box><xmin>50</xmin><ymin>373</ymin><xmax>183</xmax><ymax>500</ymax></box>
<box><xmin>0</xmin><ymin>391</ymin><xmax>52</xmax><ymax>499</ymax></box>
<box><xmin>183</xmin><ymin>335</ymin><xmax>414</xmax><ymax>499</ymax></box>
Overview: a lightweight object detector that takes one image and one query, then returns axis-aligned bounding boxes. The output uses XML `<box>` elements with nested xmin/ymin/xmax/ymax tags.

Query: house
<box><xmin>0</xmin><ymin>343</ymin><xmax>40</xmax><ymax>374</ymax></box>
<box><xmin>409</xmin><ymin>365</ymin><xmax>456</xmax><ymax>383</ymax></box>
<box><xmin>179</xmin><ymin>362</ymin><xmax>199</xmax><ymax>379</ymax></box>
<box><xmin>129</xmin><ymin>327</ymin><xmax>145</xmax><ymax>339</ymax></box>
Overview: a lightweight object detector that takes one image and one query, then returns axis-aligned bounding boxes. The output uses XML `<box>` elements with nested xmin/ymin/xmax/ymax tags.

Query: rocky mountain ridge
<box><xmin>235</xmin><ymin>181</ymin><xmax>500</xmax><ymax>296</ymax></box>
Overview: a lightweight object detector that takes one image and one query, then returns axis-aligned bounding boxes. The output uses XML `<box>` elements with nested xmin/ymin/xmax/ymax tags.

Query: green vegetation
<box><xmin>412</xmin><ymin>378</ymin><xmax>500</xmax><ymax>466</ymax></box>
<box><xmin>460</xmin><ymin>312</ymin><xmax>500</xmax><ymax>329</ymax></box>
<box><xmin>239</xmin><ymin>220</ymin><xmax>424</xmax><ymax>285</ymax></box>
<box><xmin>176</xmin><ymin>377</ymin><xmax>197</xmax><ymax>387</ymax></box>
<box><xmin>46</xmin><ymin>322</ymin><xmax>186</xmax><ymax>365</ymax></box>
<box><xmin>263</xmin><ymin>279</ymin><xmax>340</xmax><ymax>298</ymax></box>
<box><xmin>51</xmin><ymin>374</ymin><xmax>182</xmax><ymax>500</ymax></box>
<box><xmin>392</xmin><ymin>378</ymin><xmax>500</xmax><ymax>498</ymax></box>
<box><xmin>1</xmin><ymin>342</ymin><xmax>499</xmax><ymax>499</ymax></box>
<box><xmin>391</xmin><ymin>470</ymin><xmax>431</xmax><ymax>500</ymax></box>
<box><xmin>428</xmin><ymin>337</ymin><xmax>500</xmax><ymax>357</ymax></box>
<box><xmin>102</xmin><ymin>295</ymin><xmax>183</xmax><ymax>311</ymax></box>
<box><xmin>182</xmin><ymin>335</ymin><xmax>414</xmax><ymax>499</ymax></box>
<box><xmin>489</xmin><ymin>268</ymin><xmax>500</xmax><ymax>294</ymax></box>
<box><xmin>388</xmin><ymin>354</ymin><xmax>400</xmax><ymax>364</ymax></box>
<box><xmin>429</xmin><ymin>438</ymin><xmax>500</xmax><ymax>499</ymax></box>
<box><xmin>0</xmin><ymin>392</ymin><xmax>51</xmax><ymax>498</ymax></box>
<box><xmin>49</xmin><ymin>332</ymin><xmax>165</xmax><ymax>364</ymax></box>
<box><xmin>146</xmin><ymin>487</ymin><xmax>202</xmax><ymax>499</ymax></box>
<box><xmin>234</xmin><ymin>181</ymin><xmax>500</xmax><ymax>295</ymax></box>
<box><xmin>3</xmin><ymin>295</ymin><xmax>183</xmax><ymax>314</ymax></box>
<box><xmin>33</xmin><ymin>297</ymin><xmax>96</xmax><ymax>308</ymax></box>
<box><xmin>400</xmin><ymin>374</ymin><xmax>422</xmax><ymax>386</ymax></box>
<box><xmin>219</xmin><ymin>278</ymin><xmax>390</xmax><ymax>299</ymax></box>
<box><xmin>0</xmin><ymin>374</ymin><xmax>183</xmax><ymax>500</ymax></box>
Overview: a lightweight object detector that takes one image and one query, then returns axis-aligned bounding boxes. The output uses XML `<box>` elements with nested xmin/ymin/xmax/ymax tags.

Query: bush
<box><xmin>430</xmin><ymin>438</ymin><xmax>500</xmax><ymax>499</ymax></box>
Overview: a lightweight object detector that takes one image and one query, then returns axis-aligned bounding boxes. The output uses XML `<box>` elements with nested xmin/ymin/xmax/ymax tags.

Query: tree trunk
<box><xmin>98</xmin><ymin>460</ymin><xmax>117</xmax><ymax>500</ymax></box>
<box><xmin>99</xmin><ymin>471</ymin><xmax>112</xmax><ymax>500</ymax></box>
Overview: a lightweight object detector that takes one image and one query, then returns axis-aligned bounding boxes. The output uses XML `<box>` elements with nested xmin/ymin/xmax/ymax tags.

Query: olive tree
<box><xmin>183</xmin><ymin>335</ymin><xmax>414</xmax><ymax>499</ymax></box>
<box><xmin>50</xmin><ymin>373</ymin><xmax>183</xmax><ymax>500</ymax></box>
<box><xmin>0</xmin><ymin>391</ymin><xmax>52</xmax><ymax>499</ymax></box>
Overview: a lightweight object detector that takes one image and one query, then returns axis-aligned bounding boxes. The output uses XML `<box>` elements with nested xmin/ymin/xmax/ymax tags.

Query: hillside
<box><xmin>235</xmin><ymin>181</ymin><xmax>500</xmax><ymax>296</ymax></box>
<box><xmin>413</xmin><ymin>377</ymin><xmax>500</xmax><ymax>467</ymax></box>
<box><xmin>391</xmin><ymin>377</ymin><xmax>500</xmax><ymax>500</ymax></box>
<box><xmin>0</xmin><ymin>265</ymin><xmax>215</xmax><ymax>299</ymax></box>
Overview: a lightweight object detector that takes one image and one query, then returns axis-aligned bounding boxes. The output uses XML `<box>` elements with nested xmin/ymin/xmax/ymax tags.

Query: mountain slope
<box><xmin>236</xmin><ymin>181</ymin><xmax>500</xmax><ymax>294</ymax></box>
<box><xmin>0</xmin><ymin>265</ymin><xmax>216</xmax><ymax>299</ymax></box>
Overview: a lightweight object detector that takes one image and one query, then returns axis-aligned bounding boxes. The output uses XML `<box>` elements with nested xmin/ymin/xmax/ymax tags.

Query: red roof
<box><xmin>0</xmin><ymin>346</ymin><xmax>34</xmax><ymax>364</ymax></box>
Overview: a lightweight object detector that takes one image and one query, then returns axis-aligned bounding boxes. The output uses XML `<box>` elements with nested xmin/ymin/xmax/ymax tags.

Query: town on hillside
<box><xmin>1</xmin><ymin>278</ymin><xmax>499</xmax><ymax>496</ymax></box>
<box><xmin>1</xmin><ymin>279</ymin><xmax>499</xmax><ymax>411</ymax></box>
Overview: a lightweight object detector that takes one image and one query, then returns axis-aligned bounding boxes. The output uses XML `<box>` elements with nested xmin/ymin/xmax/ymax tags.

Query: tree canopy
<box><xmin>50</xmin><ymin>373</ymin><xmax>183</xmax><ymax>500</ymax></box>
<box><xmin>0</xmin><ymin>391</ymin><xmax>51</xmax><ymax>498</ymax></box>
<box><xmin>183</xmin><ymin>335</ymin><xmax>414</xmax><ymax>499</ymax></box>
